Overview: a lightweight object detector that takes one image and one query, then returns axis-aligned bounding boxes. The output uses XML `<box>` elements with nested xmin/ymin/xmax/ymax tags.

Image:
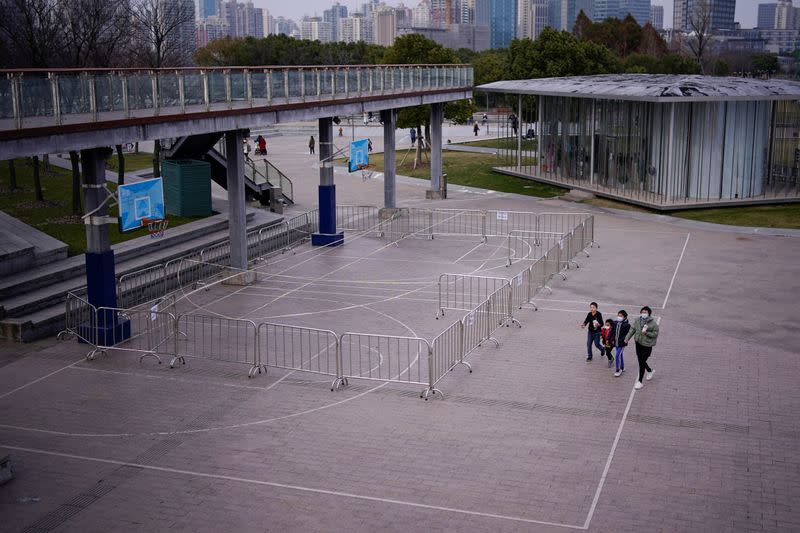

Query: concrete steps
<box><xmin>0</xmin><ymin>211</ymin><xmax>68</xmax><ymax>275</ymax></box>
<box><xmin>0</xmin><ymin>210</ymin><xmax>283</xmax><ymax>342</ymax></box>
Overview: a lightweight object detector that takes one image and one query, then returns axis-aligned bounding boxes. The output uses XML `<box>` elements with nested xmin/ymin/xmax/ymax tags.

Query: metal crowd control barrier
<box><xmin>174</xmin><ymin>314</ymin><xmax>260</xmax><ymax>376</ymax></box>
<box><xmin>462</xmin><ymin>297</ymin><xmax>499</xmax><ymax>356</ymax></box>
<box><xmin>336</xmin><ymin>205</ymin><xmax>380</xmax><ymax>233</ymax></box>
<box><xmin>58</xmin><ymin>290</ymin><xmax>97</xmax><ymax>348</ymax></box>
<box><xmin>256</xmin><ymin>323</ymin><xmax>342</xmax><ymax>390</ymax></box>
<box><xmin>536</xmin><ymin>212</ymin><xmax>591</xmax><ymax>238</ymax></box>
<box><xmin>338</xmin><ymin>332</ymin><xmax>431</xmax><ymax>394</ymax></box>
<box><xmin>437</xmin><ymin>273</ymin><xmax>509</xmax><ymax>319</ymax></box>
<box><xmin>95</xmin><ymin>306</ymin><xmax>176</xmax><ymax>364</ymax></box>
<box><xmin>506</xmin><ymin>230</ymin><xmax>563</xmax><ymax>266</ymax></box>
<box><xmin>429</xmin><ymin>319</ymin><xmax>468</xmax><ymax>398</ymax></box>
<box><xmin>117</xmin><ymin>265</ymin><xmax>167</xmax><ymax>309</ymax></box>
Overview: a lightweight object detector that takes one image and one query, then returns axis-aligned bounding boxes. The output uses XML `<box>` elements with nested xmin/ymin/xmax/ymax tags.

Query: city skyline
<box><xmin>249</xmin><ymin>0</ymin><xmax>759</xmax><ymax>29</ymax></box>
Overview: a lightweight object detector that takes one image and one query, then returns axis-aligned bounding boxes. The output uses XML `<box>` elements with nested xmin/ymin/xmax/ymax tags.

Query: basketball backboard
<box><xmin>118</xmin><ymin>178</ymin><xmax>166</xmax><ymax>232</ymax></box>
<box><xmin>348</xmin><ymin>139</ymin><xmax>369</xmax><ymax>172</ymax></box>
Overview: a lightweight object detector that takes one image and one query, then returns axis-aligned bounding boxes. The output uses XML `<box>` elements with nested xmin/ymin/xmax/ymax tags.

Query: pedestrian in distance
<box><xmin>308</xmin><ymin>135</ymin><xmax>315</xmax><ymax>155</ymax></box>
<box><xmin>625</xmin><ymin>306</ymin><xmax>659</xmax><ymax>390</ymax></box>
<box><xmin>255</xmin><ymin>135</ymin><xmax>267</xmax><ymax>155</ymax></box>
<box><xmin>613</xmin><ymin>310</ymin><xmax>630</xmax><ymax>377</ymax></box>
<box><xmin>367</xmin><ymin>139</ymin><xmax>373</xmax><ymax>152</ymax></box>
<box><xmin>580</xmin><ymin>302</ymin><xmax>603</xmax><ymax>361</ymax></box>
<box><xmin>338</xmin><ymin>127</ymin><xmax>343</xmax><ymax>137</ymax></box>
<box><xmin>410</xmin><ymin>128</ymin><xmax>416</xmax><ymax>146</ymax></box>
<box><xmin>473</xmin><ymin>122</ymin><xmax>480</xmax><ymax>136</ymax></box>
<box><xmin>600</xmin><ymin>319</ymin><xmax>615</xmax><ymax>368</ymax></box>
<box><xmin>243</xmin><ymin>138</ymin><xmax>252</xmax><ymax>162</ymax></box>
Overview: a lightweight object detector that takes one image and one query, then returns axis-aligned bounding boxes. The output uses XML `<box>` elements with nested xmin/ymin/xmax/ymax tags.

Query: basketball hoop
<box><xmin>143</xmin><ymin>217</ymin><xmax>168</xmax><ymax>238</ymax></box>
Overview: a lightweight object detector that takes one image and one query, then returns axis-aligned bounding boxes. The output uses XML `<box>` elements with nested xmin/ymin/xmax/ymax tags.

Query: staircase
<box><xmin>163</xmin><ymin>134</ymin><xmax>294</xmax><ymax>207</ymax></box>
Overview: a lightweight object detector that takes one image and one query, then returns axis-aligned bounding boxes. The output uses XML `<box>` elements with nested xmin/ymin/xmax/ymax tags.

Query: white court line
<box><xmin>583</xmin><ymin>382</ymin><xmax>637</xmax><ymax>529</ymax></box>
<box><xmin>453</xmin><ymin>241</ymin><xmax>485</xmax><ymax>263</ymax></box>
<box><xmin>0</xmin><ymin>358</ymin><xmax>83</xmax><ymax>401</ymax></box>
<box><xmin>662</xmin><ymin>233</ymin><xmax>691</xmax><ymax>309</ymax></box>
<box><xmin>0</xmin><ymin>444</ymin><xmax>584</xmax><ymax>530</ymax></box>
<box><xmin>535</xmin><ymin>299</ymin><xmax>663</xmax><ymax>310</ymax></box>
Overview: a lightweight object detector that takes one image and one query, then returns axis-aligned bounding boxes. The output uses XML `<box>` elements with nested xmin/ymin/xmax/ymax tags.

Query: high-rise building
<box><xmin>775</xmin><ymin>0</ymin><xmax>797</xmax><ymax>29</ymax></box>
<box><xmin>674</xmin><ymin>0</ymin><xmax>736</xmax><ymax>32</ymax></box>
<box><xmin>274</xmin><ymin>17</ymin><xmax>299</xmax><ymax>36</ymax></box>
<box><xmin>395</xmin><ymin>3</ymin><xmax>414</xmax><ymax>26</ymax></box>
<box><xmin>373</xmin><ymin>6</ymin><xmax>397</xmax><ymax>45</ymax></box>
<box><xmin>619</xmin><ymin>0</ymin><xmax>650</xmax><ymax>25</ymax></box>
<box><xmin>301</xmin><ymin>17</ymin><xmax>333</xmax><ymax>42</ymax></box>
<box><xmin>650</xmin><ymin>4</ymin><xmax>664</xmax><ymax>28</ymax></box>
<box><xmin>340</xmin><ymin>12</ymin><xmax>373</xmax><ymax>42</ymax></box>
<box><xmin>219</xmin><ymin>1</ymin><xmax>264</xmax><ymax>38</ymax></box>
<box><xmin>200</xmin><ymin>0</ymin><xmax>217</xmax><ymax>18</ymax></box>
<box><xmin>475</xmin><ymin>0</ymin><xmax>491</xmax><ymax>25</ymax></box>
<box><xmin>413</xmin><ymin>0</ymin><xmax>432</xmax><ymax>26</ymax></box>
<box><xmin>263</xmin><ymin>9</ymin><xmax>275</xmax><ymax>36</ymax></box>
<box><xmin>197</xmin><ymin>16</ymin><xmax>229</xmax><ymax>47</ymax></box>
<box><xmin>594</xmin><ymin>0</ymin><xmax>620</xmax><ymax>21</ymax></box>
<box><xmin>165</xmin><ymin>0</ymin><xmax>196</xmax><ymax>61</ymax></box>
<box><xmin>547</xmin><ymin>0</ymin><xmax>561</xmax><ymax>28</ymax></box>
<box><xmin>324</xmin><ymin>3</ymin><xmax>348</xmax><ymax>42</ymax></box>
<box><xmin>758</xmin><ymin>3</ymin><xmax>778</xmax><ymax>28</ymax></box>
<box><xmin>490</xmin><ymin>0</ymin><xmax>516</xmax><ymax>48</ymax></box>
<box><xmin>517</xmin><ymin>0</ymin><xmax>549</xmax><ymax>39</ymax></box>
<box><xmin>461</xmin><ymin>0</ymin><xmax>474</xmax><ymax>24</ymax></box>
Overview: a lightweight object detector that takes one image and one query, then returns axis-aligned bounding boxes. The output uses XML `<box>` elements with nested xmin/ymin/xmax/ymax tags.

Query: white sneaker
<box><xmin>613</xmin><ymin>370</ymin><xmax>621</xmax><ymax>377</ymax></box>
<box><xmin>634</xmin><ymin>381</ymin><xmax>643</xmax><ymax>390</ymax></box>
<box><xmin>645</xmin><ymin>369</ymin><xmax>655</xmax><ymax>381</ymax></box>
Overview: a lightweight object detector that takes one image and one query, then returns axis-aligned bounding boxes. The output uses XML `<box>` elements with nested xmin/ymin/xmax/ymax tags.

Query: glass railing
<box><xmin>0</xmin><ymin>65</ymin><xmax>473</xmax><ymax>131</ymax></box>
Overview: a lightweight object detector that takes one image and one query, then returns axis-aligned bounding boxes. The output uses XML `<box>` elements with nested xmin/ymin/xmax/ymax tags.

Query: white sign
<box><xmin>467</xmin><ymin>311</ymin><xmax>475</xmax><ymax>326</ymax></box>
<box><xmin>150</xmin><ymin>303</ymin><xmax>159</xmax><ymax>321</ymax></box>
<box><xmin>496</xmin><ymin>211</ymin><xmax>508</xmax><ymax>221</ymax></box>
<box><xmin>559</xmin><ymin>239</ymin><xmax>564</xmax><ymax>250</ymax></box>
<box><xmin>515</xmin><ymin>274</ymin><xmax>523</xmax><ymax>287</ymax></box>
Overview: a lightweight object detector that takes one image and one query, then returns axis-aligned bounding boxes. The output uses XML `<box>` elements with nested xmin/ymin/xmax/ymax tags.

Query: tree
<box><xmin>638</xmin><ymin>23</ymin><xmax>668</xmax><ymax>58</ymax></box>
<box><xmin>128</xmin><ymin>0</ymin><xmax>195</xmax><ymax>69</ymax></box>
<box><xmin>0</xmin><ymin>0</ymin><xmax>65</xmax><ymax>67</ymax></box>
<box><xmin>62</xmin><ymin>0</ymin><xmax>130</xmax><ymax>68</ymax></box>
<box><xmin>69</xmin><ymin>152</ymin><xmax>82</xmax><ymax>216</ymax></box>
<box><xmin>7</xmin><ymin>160</ymin><xmax>18</xmax><ymax>191</ymax></box>
<box><xmin>31</xmin><ymin>156</ymin><xmax>43</xmax><ymax>202</ymax></box>
<box><xmin>751</xmin><ymin>53</ymin><xmax>779</xmax><ymax>76</ymax></box>
<box><xmin>508</xmin><ymin>29</ymin><xmax>620</xmax><ymax>79</ymax></box>
<box><xmin>687</xmin><ymin>0</ymin><xmax>714</xmax><ymax>74</ymax></box>
<box><xmin>572</xmin><ymin>10</ymin><xmax>592</xmax><ymax>40</ymax></box>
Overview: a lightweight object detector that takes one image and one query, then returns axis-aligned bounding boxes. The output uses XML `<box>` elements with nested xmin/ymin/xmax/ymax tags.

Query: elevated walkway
<box><xmin>0</xmin><ymin>208</ymin><xmax>283</xmax><ymax>342</ymax></box>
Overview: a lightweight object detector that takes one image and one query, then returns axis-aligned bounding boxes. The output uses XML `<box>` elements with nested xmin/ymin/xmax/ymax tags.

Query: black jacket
<box><xmin>583</xmin><ymin>311</ymin><xmax>603</xmax><ymax>333</ymax></box>
<box><xmin>614</xmin><ymin>318</ymin><xmax>631</xmax><ymax>347</ymax></box>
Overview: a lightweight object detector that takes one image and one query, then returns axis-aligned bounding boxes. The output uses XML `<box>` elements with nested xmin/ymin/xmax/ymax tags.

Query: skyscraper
<box><xmin>200</xmin><ymin>0</ymin><xmax>217</xmax><ymax>18</ymax></box>
<box><xmin>594</xmin><ymin>0</ymin><xmax>620</xmax><ymax>21</ymax></box>
<box><xmin>490</xmin><ymin>0</ymin><xmax>516</xmax><ymax>48</ymax></box>
<box><xmin>758</xmin><ymin>3</ymin><xmax>778</xmax><ymax>28</ymax></box>
<box><xmin>475</xmin><ymin>0</ymin><xmax>491</xmax><ymax>25</ymax></box>
<box><xmin>619</xmin><ymin>0</ymin><xmax>650</xmax><ymax>25</ymax></box>
<box><xmin>674</xmin><ymin>0</ymin><xmax>736</xmax><ymax>32</ymax></box>
<box><xmin>373</xmin><ymin>6</ymin><xmax>397</xmax><ymax>45</ymax></box>
<box><xmin>324</xmin><ymin>3</ymin><xmax>348</xmax><ymax>42</ymax></box>
<box><xmin>650</xmin><ymin>4</ymin><xmax>664</xmax><ymax>28</ymax></box>
<box><xmin>517</xmin><ymin>0</ymin><xmax>549</xmax><ymax>39</ymax></box>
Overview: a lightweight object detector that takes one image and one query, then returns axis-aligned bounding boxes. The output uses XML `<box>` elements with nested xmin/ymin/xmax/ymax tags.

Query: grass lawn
<box><xmin>366</xmin><ymin>150</ymin><xmax>566</xmax><ymax>199</ymax></box>
<box><xmin>1</xmin><ymin>159</ymin><xmax>205</xmax><ymax>256</ymax></box>
<box><xmin>671</xmin><ymin>204</ymin><xmax>800</xmax><ymax>229</ymax></box>
<box><xmin>458</xmin><ymin>137</ymin><xmax>538</xmax><ymax>152</ymax></box>
<box><xmin>106</xmin><ymin>152</ymin><xmax>155</xmax><ymax>174</ymax></box>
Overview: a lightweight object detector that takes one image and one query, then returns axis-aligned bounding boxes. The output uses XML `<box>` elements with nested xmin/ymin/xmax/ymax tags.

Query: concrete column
<box><xmin>427</xmin><ymin>103</ymin><xmax>444</xmax><ymax>199</ymax></box>
<box><xmin>225</xmin><ymin>130</ymin><xmax>248</xmax><ymax>270</ymax></box>
<box><xmin>382</xmin><ymin>109</ymin><xmax>396</xmax><ymax>208</ymax></box>
<box><xmin>81</xmin><ymin>147</ymin><xmax>129</xmax><ymax>344</ymax></box>
<box><xmin>517</xmin><ymin>94</ymin><xmax>523</xmax><ymax>170</ymax></box>
<box><xmin>312</xmin><ymin>117</ymin><xmax>343</xmax><ymax>246</ymax></box>
<box><xmin>589</xmin><ymin>99</ymin><xmax>596</xmax><ymax>185</ymax></box>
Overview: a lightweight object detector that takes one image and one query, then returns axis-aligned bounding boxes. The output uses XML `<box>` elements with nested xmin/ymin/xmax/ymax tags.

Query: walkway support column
<box><xmin>382</xmin><ymin>109</ymin><xmax>396</xmax><ymax>208</ymax></box>
<box><xmin>225</xmin><ymin>130</ymin><xmax>248</xmax><ymax>270</ymax></box>
<box><xmin>312</xmin><ymin>117</ymin><xmax>344</xmax><ymax>246</ymax></box>
<box><xmin>427</xmin><ymin>103</ymin><xmax>445</xmax><ymax>199</ymax></box>
<box><xmin>81</xmin><ymin>147</ymin><xmax>129</xmax><ymax>344</ymax></box>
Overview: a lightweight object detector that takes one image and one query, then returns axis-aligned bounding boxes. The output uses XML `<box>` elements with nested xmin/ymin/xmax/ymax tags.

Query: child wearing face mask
<box><xmin>600</xmin><ymin>319</ymin><xmax>615</xmax><ymax>368</ymax></box>
<box><xmin>612</xmin><ymin>310</ymin><xmax>630</xmax><ymax>377</ymax></box>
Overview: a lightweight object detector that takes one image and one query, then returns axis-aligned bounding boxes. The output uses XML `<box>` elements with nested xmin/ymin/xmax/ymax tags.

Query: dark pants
<box><xmin>603</xmin><ymin>346</ymin><xmax>613</xmax><ymax>361</ymax></box>
<box><xmin>586</xmin><ymin>330</ymin><xmax>602</xmax><ymax>358</ymax></box>
<box><xmin>635</xmin><ymin>342</ymin><xmax>653</xmax><ymax>382</ymax></box>
<box><xmin>309</xmin><ymin>147</ymin><xmax>315</xmax><ymax>154</ymax></box>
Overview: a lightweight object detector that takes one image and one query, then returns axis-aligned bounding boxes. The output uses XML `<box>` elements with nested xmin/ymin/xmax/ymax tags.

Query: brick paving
<box><xmin>1</xmin><ymin>144</ymin><xmax>799</xmax><ymax>532</ymax></box>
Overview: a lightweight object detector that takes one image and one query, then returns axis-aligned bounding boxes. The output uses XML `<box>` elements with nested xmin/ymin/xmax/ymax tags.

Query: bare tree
<box><xmin>687</xmin><ymin>0</ymin><xmax>713</xmax><ymax>74</ymax></box>
<box><xmin>128</xmin><ymin>0</ymin><xmax>196</xmax><ymax>69</ymax></box>
<box><xmin>69</xmin><ymin>151</ymin><xmax>82</xmax><ymax>215</ymax></box>
<box><xmin>62</xmin><ymin>0</ymin><xmax>131</xmax><ymax>68</ymax></box>
<box><xmin>7</xmin><ymin>160</ymin><xmax>18</xmax><ymax>191</ymax></box>
<box><xmin>0</xmin><ymin>0</ymin><xmax>65</xmax><ymax>67</ymax></box>
<box><xmin>31</xmin><ymin>156</ymin><xmax>44</xmax><ymax>202</ymax></box>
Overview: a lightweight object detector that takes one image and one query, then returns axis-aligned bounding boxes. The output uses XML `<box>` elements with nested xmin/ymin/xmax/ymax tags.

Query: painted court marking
<box><xmin>0</xmin><ymin>358</ymin><xmax>84</xmax><ymax>401</ymax></box>
<box><xmin>662</xmin><ymin>233</ymin><xmax>691</xmax><ymax>309</ymax></box>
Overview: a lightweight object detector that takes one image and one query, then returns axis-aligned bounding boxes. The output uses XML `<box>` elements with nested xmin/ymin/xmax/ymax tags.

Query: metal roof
<box><xmin>477</xmin><ymin>74</ymin><xmax>800</xmax><ymax>102</ymax></box>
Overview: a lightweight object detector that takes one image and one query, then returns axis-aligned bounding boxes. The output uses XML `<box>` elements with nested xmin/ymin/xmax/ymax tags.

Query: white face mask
<box><xmin>616</xmin><ymin>316</ymin><xmax>624</xmax><ymax>321</ymax></box>
<box><xmin>641</xmin><ymin>313</ymin><xmax>650</xmax><ymax>320</ymax></box>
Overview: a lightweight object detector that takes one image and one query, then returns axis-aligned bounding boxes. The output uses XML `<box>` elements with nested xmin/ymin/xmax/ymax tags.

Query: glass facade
<box><xmin>490</xmin><ymin>0</ymin><xmax>516</xmax><ymax>49</ymax></box>
<box><xmin>494</xmin><ymin>95</ymin><xmax>800</xmax><ymax>208</ymax></box>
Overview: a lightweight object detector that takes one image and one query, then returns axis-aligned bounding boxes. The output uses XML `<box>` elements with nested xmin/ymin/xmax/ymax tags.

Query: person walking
<box><xmin>308</xmin><ymin>135</ymin><xmax>315</xmax><ymax>155</ymax></box>
<box><xmin>367</xmin><ymin>139</ymin><xmax>373</xmax><ymax>152</ymax></box>
<box><xmin>473</xmin><ymin>122</ymin><xmax>480</xmax><ymax>136</ymax></box>
<box><xmin>612</xmin><ymin>310</ymin><xmax>630</xmax><ymax>377</ymax></box>
<box><xmin>625</xmin><ymin>306</ymin><xmax>659</xmax><ymax>389</ymax></box>
<box><xmin>580</xmin><ymin>302</ymin><xmax>603</xmax><ymax>361</ymax></box>
<box><xmin>243</xmin><ymin>139</ymin><xmax>252</xmax><ymax>162</ymax></box>
<box><xmin>410</xmin><ymin>128</ymin><xmax>416</xmax><ymax>146</ymax></box>
<box><xmin>600</xmin><ymin>319</ymin><xmax>615</xmax><ymax>368</ymax></box>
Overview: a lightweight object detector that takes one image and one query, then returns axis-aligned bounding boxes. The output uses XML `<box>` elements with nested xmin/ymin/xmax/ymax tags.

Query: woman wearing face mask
<box><xmin>612</xmin><ymin>310</ymin><xmax>630</xmax><ymax>377</ymax></box>
<box><xmin>625</xmin><ymin>306</ymin><xmax>659</xmax><ymax>390</ymax></box>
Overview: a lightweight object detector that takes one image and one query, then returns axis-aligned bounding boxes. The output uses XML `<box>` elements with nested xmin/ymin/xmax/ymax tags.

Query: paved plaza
<box><xmin>1</xmin><ymin>137</ymin><xmax>800</xmax><ymax>532</ymax></box>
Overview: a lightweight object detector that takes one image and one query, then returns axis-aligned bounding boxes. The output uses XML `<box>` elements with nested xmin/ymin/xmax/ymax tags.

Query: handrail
<box><xmin>0</xmin><ymin>64</ymin><xmax>472</xmax><ymax>74</ymax></box>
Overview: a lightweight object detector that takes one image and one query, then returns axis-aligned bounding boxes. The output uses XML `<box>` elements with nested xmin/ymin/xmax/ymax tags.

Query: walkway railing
<box><xmin>63</xmin><ymin>208</ymin><xmax>594</xmax><ymax>400</ymax></box>
<box><xmin>0</xmin><ymin>64</ymin><xmax>473</xmax><ymax>131</ymax></box>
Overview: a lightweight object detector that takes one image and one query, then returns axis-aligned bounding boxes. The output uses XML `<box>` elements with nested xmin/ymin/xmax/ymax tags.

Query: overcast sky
<box><xmin>253</xmin><ymin>0</ymin><xmax>760</xmax><ymax>30</ymax></box>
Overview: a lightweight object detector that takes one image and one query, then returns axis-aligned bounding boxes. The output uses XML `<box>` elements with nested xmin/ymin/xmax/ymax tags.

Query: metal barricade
<box><xmin>429</xmin><ymin>319</ymin><xmax>469</xmax><ymax>398</ymax></box>
<box><xmin>338</xmin><ymin>332</ymin><xmax>431</xmax><ymax>393</ymax></box>
<box><xmin>117</xmin><ymin>265</ymin><xmax>166</xmax><ymax>309</ymax></box>
<box><xmin>462</xmin><ymin>298</ymin><xmax>498</xmax><ymax>357</ymax></box>
<box><xmin>58</xmin><ymin>290</ymin><xmax>97</xmax><ymax>350</ymax></box>
<box><xmin>426</xmin><ymin>208</ymin><xmax>486</xmax><ymax>240</ymax></box>
<box><xmin>256</xmin><ymin>323</ymin><xmax>342</xmax><ymax>390</ymax></box>
<box><xmin>257</xmin><ymin>222</ymin><xmax>290</xmax><ymax>259</ymax></box>
<box><xmin>437</xmin><ymin>273</ymin><xmax>509</xmax><ymax>318</ymax></box>
<box><xmin>336</xmin><ymin>205</ymin><xmax>380</xmax><ymax>233</ymax></box>
<box><xmin>506</xmin><ymin>230</ymin><xmax>562</xmax><ymax>266</ymax></box>
<box><xmin>175</xmin><ymin>257</ymin><xmax>226</xmax><ymax>291</ymax></box>
<box><xmin>536</xmin><ymin>212</ymin><xmax>591</xmax><ymax>237</ymax></box>
<box><xmin>485</xmin><ymin>210</ymin><xmax>538</xmax><ymax>238</ymax></box>
<box><xmin>95</xmin><ymin>306</ymin><xmax>176</xmax><ymax>364</ymax></box>
<box><xmin>174</xmin><ymin>314</ymin><xmax>260</xmax><ymax>376</ymax></box>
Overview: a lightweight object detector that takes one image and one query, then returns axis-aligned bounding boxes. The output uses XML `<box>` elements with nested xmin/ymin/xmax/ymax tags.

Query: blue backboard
<box><xmin>349</xmin><ymin>139</ymin><xmax>369</xmax><ymax>172</ymax></box>
<box><xmin>118</xmin><ymin>178</ymin><xmax>166</xmax><ymax>232</ymax></box>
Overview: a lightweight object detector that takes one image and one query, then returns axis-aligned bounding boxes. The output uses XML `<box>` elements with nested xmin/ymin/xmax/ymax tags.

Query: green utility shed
<box><xmin>161</xmin><ymin>159</ymin><xmax>212</xmax><ymax>217</ymax></box>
